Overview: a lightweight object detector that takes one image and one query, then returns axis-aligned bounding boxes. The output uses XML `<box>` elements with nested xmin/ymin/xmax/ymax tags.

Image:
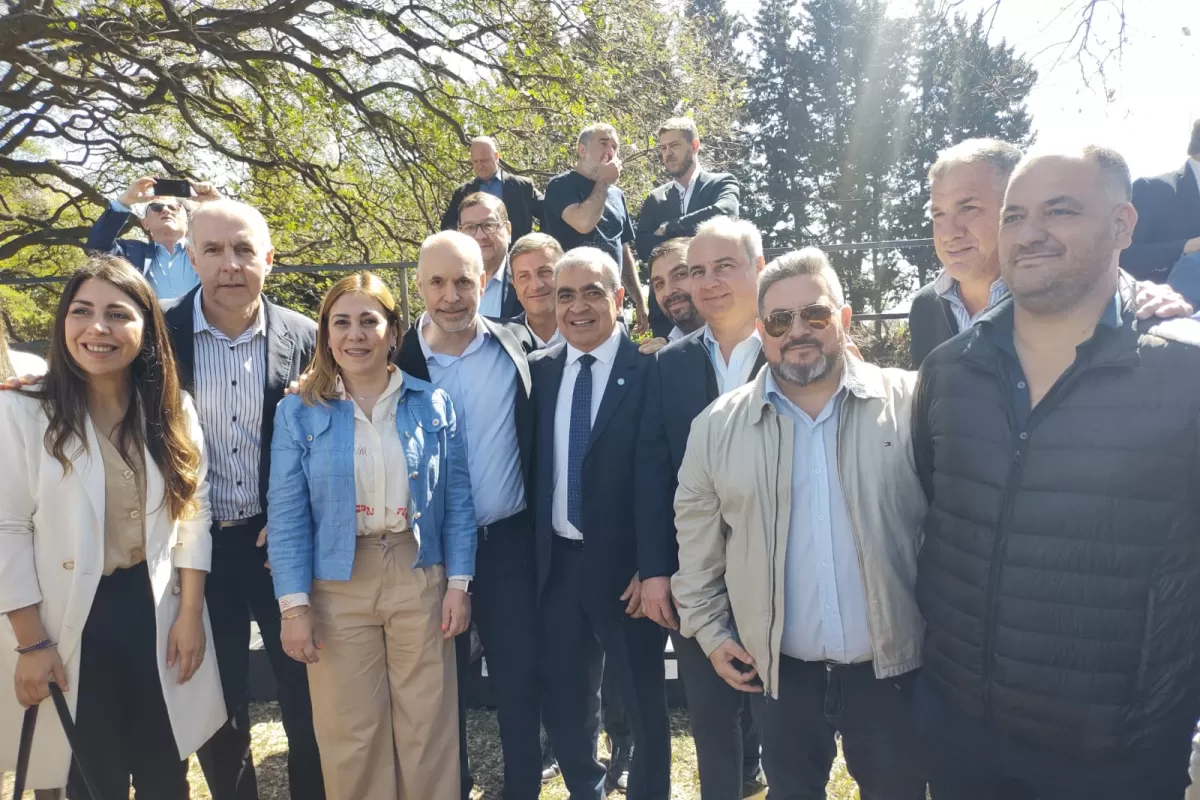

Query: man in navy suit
<box><xmin>85</xmin><ymin>175</ymin><xmax>221</xmax><ymax>300</ymax></box>
<box><xmin>636</xmin><ymin>118</ymin><xmax>741</xmax><ymax>338</ymax></box>
<box><xmin>530</xmin><ymin>247</ymin><xmax>671</xmax><ymax>800</ymax></box>
<box><xmin>441</xmin><ymin>136</ymin><xmax>543</xmax><ymax>241</ymax></box>
<box><xmin>636</xmin><ymin>216</ymin><xmax>767</xmax><ymax>800</ymax></box>
<box><xmin>1121</xmin><ymin>120</ymin><xmax>1200</xmax><ymax>301</ymax></box>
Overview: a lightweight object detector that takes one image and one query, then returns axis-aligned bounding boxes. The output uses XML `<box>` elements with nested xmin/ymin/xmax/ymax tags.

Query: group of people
<box><xmin>0</xmin><ymin>113</ymin><xmax>1199</xmax><ymax>800</ymax></box>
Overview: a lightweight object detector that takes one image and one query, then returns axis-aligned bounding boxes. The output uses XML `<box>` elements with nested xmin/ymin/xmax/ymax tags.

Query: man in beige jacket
<box><xmin>671</xmin><ymin>248</ymin><xmax>928</xmax><ymax>799</ymax></box>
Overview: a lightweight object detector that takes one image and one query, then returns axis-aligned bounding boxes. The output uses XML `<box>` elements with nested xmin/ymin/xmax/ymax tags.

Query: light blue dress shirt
<box><xmin>417</xmin><ymin>315</ymin><xmax>526</xmax><ymax>526</ymax></box>
<box><xmin>933</xmin><ymin>269</ymin><xmax>1008</xmax><ymax>334</ymax></box>
<box><xmin>479</xmin><ymin>258</ymin><xmax>509</xmax><ymax>319</ymax></box>
<box><xmin>111</xmin><ymin>199</ymin><xmax>200</xmax><ymax>300</ymax></box>
<box><xmin>765</xmin><ymin>371</ymin><xmax>872</xmax><ymax>664</ymax></box>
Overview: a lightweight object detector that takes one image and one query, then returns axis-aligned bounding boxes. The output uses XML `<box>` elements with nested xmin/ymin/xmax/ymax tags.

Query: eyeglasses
<box><xmin>761</xmin><ymin>304</ymin><xmax>834</xmax><ymax>337</ymax></box>
<box><xmin>147</xmin><ymin>202</ymin><xmax>181</xmax><ymax>213</ymax></box>
<box><xmin>459</xmin><ymin>220</ymin><xmax>503</xmax><ymax>236</ymax></box>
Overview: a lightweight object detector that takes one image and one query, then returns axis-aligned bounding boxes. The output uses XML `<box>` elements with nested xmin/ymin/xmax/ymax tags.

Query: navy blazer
<box><xmin>1121</xmin><ymin>162</ymin><xmax>1200</xmax><ymax>281</ymax></box>
<box><xmin>529</xmin><ymin>334</ymin><xmax>652</xmax><ymax>600</ymax></box>
<box><xmin>635</xmin><ymin>169</ymin><xmax>741</xmax><ymax>338</ymax></box>
<box><xmin>161</xmin><ymin>286</ymin><xmax>318</xmax><ymax>514</ymax></box>
<box><xmin>394</xmin><ymin>316</ymin><xmax>537</xmax><ymax>494</ymax></box>
<box><xmin>85</xmin><ymin>204</ymin><xmax>159</xmax><ymax>275</ymax></box>
<box><xmin>441</xmin><ymin>172</ymin><xmax>544</xmax><ymax>242</ymax></box>
<box><xmin>634</xmin><ymin>328</ymin><xmax>765</xmax><ymax>579</ymax></box>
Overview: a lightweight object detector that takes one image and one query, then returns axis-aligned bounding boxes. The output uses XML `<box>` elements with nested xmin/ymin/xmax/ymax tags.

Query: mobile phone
<box><xmin>153</xmin><ymin>178</ymin><xmax>193</xmax><ymax>198</ymax></box>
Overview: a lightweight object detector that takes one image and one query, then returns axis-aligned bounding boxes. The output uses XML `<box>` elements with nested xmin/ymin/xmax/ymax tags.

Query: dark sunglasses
<box><xmin>762</xmin><ymin>304</ymin><xmax>834</xmax><ymax>337</ymax></box>
<box><xmin>147</xmin><ymin>202</ymin><xmax>180</xmax><ymax>213</ymax></box>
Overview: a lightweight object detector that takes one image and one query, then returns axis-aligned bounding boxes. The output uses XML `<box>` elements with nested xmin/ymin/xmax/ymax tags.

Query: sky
<box><xmin>725</xmin><ymin>0</ymin><xmax>1200</xmax><ymax>179</ymax></box>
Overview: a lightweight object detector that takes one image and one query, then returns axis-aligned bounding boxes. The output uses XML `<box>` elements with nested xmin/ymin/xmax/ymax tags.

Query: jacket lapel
<box><xmin>396</xmin><ymin>326</ymin><xmax>432</xmax><ymax>382</ymax></box>
<box><xmin>165</xmin><ymin>288</ymin><xmax>199</xmax><ymax>393</ymax></box>
<box><xmin>1179</xmin><ymin>163</ymin><xmax>1200</xmax><ymax>228</ymax></box>
<box><xmin>79</xmin><ymin>417</ymin><xmax>106</xmax><ymax>536</ymax></box>
<box><xmin>588</xmin><ymin>336</ymin><xmax>638</xmax><ymax>450</ymax></box>
<box><xmin>263</xmin><ymin>302</ymin><xmax>296</xmax><ymax>400</ymax></box>
<box><xmin>484</xmin><ymin>318</ymin><xmax>533</xmax><ymax>397</ymax></box>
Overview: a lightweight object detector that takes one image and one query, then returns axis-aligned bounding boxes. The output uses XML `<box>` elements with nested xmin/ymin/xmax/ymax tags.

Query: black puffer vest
<box><xmin>914</xmin><ymin>288</ymin><xmax>1200</xmax><ymax>757</ymax></box>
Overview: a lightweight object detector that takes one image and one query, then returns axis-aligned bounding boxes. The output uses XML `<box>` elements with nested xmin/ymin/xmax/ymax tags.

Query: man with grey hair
<box><xmin>672</xmin><ymin>247</ymin><xmax>928</xmax><ymax>799</ymax></box>
<box><xmin>908</xmin><ymin>138</ymin><xmax>1023</xmax><ymax>367</ymax></box>
<box><xmin>529</xmin><ymin>246</ymin><xmax>670</xmax><ymax>800</ymax></box>
<box><xmin>635</xmin><ymin>214</ymin><xmax>769</xmax><ymax>800</ymax></box>
<box><xmin>396</xmin><ymin>230</ymin><xmax>545</xmax><ymax>800</ymax></box>
<box><xmin>441</xmin><ymin>135</ymin><xmax>543</xmax><ymax>240</ymax></box>
<box><xmin>913</xmin><ymin>146</ymin><xmax>1200</xmax><ymax>799</ymax></box>
<box><xmin>543</xmin><ymin>124</ymin><xmax>650</xmax><ymax>333</ymax></box>
<box><xmin>158</xmin><ymin>198</ymin><xmax>325</xmax><ymax>800</ymax></box>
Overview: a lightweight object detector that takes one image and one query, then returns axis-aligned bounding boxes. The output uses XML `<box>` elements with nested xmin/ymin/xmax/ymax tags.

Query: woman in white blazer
<box><xmin>0</xmin><ymin>255</ymin><xmax>225</xmax><ymax>795</ymax></box>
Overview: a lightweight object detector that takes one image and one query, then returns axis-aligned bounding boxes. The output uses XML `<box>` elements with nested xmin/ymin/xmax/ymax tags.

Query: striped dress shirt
<box><xmin>192</xmin><ymin>290</ymin><xmax>268</xmax><ymax>522</ymax></box>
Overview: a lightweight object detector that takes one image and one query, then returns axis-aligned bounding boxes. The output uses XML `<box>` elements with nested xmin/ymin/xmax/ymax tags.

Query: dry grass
<box><xmin>7</xmin><ymin>703</ymin><xmax>860</xmax><ymax>799</ymax></box>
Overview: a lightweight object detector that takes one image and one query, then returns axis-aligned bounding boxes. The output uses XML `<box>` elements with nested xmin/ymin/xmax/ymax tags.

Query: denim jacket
<box><xmin>267</xmin><ymin>372</ymin><xmax>477</xmax><ymax>598</ymax></box>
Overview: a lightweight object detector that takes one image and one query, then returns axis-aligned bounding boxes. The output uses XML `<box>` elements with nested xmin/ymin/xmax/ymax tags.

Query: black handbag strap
<box><xmin>10</xmin><ymin>683</ymin><xmax>102</xmax><ymax>800</ymax></box>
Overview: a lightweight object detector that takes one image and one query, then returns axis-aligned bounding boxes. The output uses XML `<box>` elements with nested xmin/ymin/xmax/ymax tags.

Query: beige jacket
<box><xmin>671</xmin><ymin>357</ymin><xmax>926</xmax><ymax>698</ymax></box>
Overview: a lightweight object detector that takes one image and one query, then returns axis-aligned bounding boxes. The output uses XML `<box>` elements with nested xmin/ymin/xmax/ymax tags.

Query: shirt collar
<box><xmin>480</xmin><ymin>168</ymin><xmax>503</xmax><ymax>186</ymax></box>
<box><xmin>335</xmin><ymin>365</ymin><xmax>403</xmax><ymax>404</ymax></box>
<box><xmin>762</xmin><ymin>365</ymin><xmax>847</xmax><ymax>423</ymax></box>
<box><xmin>486</xmin><ymin>257</ymin><xmax>508</xmax><ymax>290</ymax></box>
<box><xmin>667</xmin><ymin>326</ymin><xmax>685</xmax><ymax>342</ymax></box>
<box><xmin>417</xmin><ymin>313</ymin><xmax>490</xmax><ymax>361</ymax></box>
<box><xmin>155</xmin><ymin>239</ymin><xmax>188</xmax><ymax>256</ymax></box>
<box><xmin>932</xmin><ymin>269</ymin><xmax>1007</xmax><ymax>305</ymax></box>
<box><xmin>565</xmin><ymin>324</ymin><xmax>622</xmax><ymax>367</ymax></box>
<box><xmin>193</xmin><ymin>288</ymin><xmax>266</xmax><ymax>340</ymax></box>
<box><xmin>1189</xmin><ymin>159</ymin><xmax>1200</xmax><ymax>184</ymax></box>
<box><xmin>701</xmin><ymin>324</ymin><xmax>761</xmax><ymax>355</ymax></box>
<box><xmin>531</xmin><ymin>326</ymin><xmax>564</xmax><ymax>349</ymax></box>
<box><xmin>672</xmin><ymin>166</ymin><xmax>702</xmax><ymax>194</ymax></box>
<box><xmin>980</xmin><ymin>291</ymin><xmax>1125</xmax><ymax>354</ymax></box>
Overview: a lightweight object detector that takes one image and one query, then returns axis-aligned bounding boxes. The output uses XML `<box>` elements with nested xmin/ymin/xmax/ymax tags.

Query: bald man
<box><xmin>164</xmin><ymin>200</ymin><xmax>325</xmax><ymax>800</ymax></box>
<box><xmin>441</xmin><ymin>136</ymin><xmax>544</xmax><ymax>241</ymax></box>
<box><xmin>394</xmin><ymin>231</ymin><xmax>544</xmax><ymax>800</ymax></box>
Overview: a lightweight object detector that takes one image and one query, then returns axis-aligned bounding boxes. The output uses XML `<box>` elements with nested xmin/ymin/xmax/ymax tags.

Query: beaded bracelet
<box><xmin>15</xmin><ymin>638</ymin><xmax>55</xmax><ymax>654</ymax></box>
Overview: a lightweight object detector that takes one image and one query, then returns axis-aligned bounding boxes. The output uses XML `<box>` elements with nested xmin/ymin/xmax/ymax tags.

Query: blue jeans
<box><xmin>1166</xmin><ymin>252</ymin><xmax>1200</xmax><ymax>309</ymax></box>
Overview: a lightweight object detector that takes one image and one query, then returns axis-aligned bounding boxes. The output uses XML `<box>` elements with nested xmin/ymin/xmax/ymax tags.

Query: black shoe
<box><xmin>607</xmin><ymin>736</ymin><xmax>633</xmax><ymax>792</ymax></box>
<box><xmin>541</xmin><ymin>760</ymin><xmax>562</xmax><ymax>783</ymax></box>
<box><xmin>741</xmin><ymin>767</ymin><xmax>768</xmax><ymax>799</ymax></box>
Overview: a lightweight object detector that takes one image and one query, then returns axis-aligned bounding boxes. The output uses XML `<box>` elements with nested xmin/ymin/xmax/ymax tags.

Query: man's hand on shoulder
<box><xmin>639</xmin><ymin>337</ymin><xmax>668</xmax><ymax>355</ymax></box>
<box><xmin>1133</xmin><ymin>281</ymin><xmax>1193</xmax><ymax>319</ymax></box>
<box><xmin>0</xmin><ymin>374</ymin><xmax>38</xmax><ymax>391</ymax></box>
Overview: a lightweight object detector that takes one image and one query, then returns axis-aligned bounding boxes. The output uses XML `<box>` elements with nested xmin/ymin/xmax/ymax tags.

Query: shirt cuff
<box><xmin>279</xmin><ymin>593</ymin><xmax>310</xmax><ymax>612</ymax></box>
<box><xmin>448</xmin><ymin>576</ymin><xmax>472</xmax><ymax>593</ymax></box>
<box><xmin>111</xmin><ymin>198</ymin><xmax>133</xmax><ymax>213</ymax></box>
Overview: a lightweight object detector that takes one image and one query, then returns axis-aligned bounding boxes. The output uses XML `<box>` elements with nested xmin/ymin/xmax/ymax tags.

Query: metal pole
<box><xmin>400</xmin><ymin>265</ymin><xmax>411</xmax><ymax>331</ymax></box>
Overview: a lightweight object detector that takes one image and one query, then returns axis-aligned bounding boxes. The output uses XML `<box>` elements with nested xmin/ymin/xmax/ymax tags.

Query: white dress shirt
<box><xmin>531</xmin><ymin>326</ymin><xmax>565</xmax><ymax>349</ymax></box>
<box><xmin>673</xmin><ymin>170</ymin><xmax>699</xmax><ymax>214</ymax></box>
<box><xmin>702</xmin><ymin>325</ymin><xmax>763</xmax><ymax>395</ymax></box>
<box><xmin>552</xmin><ymin>326</ymin><xmax>623</xmax><ymax>540</ymax></box>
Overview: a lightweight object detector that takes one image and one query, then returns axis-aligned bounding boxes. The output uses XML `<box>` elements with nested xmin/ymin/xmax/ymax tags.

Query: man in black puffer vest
<box><xmin>912</xmin><ymin>146</ymin><xmax>1200</xmax><ymax>800</ymax></box>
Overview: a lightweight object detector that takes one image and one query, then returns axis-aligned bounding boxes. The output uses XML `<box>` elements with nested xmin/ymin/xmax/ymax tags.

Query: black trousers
<box><xmin>539</xmin><ymin>538</ymin><xmax>671</xmax><ymax>800</ymax></box>
<box><xmin>670</xmin><ymin>630</ymin><xmax>762</xmax><ymax>800</ymax></box>
<box><xmin>914</xmin><ymin>673</ymin><xmax>1194</xmax><ymax>800</ymax></box>
<box><xmin>455</xmin><ymin>511</ymin><xmax>543</xmax><ymax>800</ymax></box>
<box><xmin>68</xmin><ymin>563</ymin><xmax>188</xmax><ymax>799</ymax></box>
<box><xmin>196</xmin><ymin>519</ymin><xmax>324</xmax><ymax>800</ymax></box>
<box><xmin>750</xmin><ymin>658</ymin><xmax>925</xmax><ymax>800</ymax></box>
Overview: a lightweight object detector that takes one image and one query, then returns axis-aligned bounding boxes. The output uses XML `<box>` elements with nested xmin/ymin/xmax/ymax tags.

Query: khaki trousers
<box><xmin>307</xmin><ymin>532</ymin><xmax>460</xmax><ymax>800</ymax></box>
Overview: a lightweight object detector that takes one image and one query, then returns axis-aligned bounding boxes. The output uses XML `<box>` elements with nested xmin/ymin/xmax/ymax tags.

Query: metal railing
<box><xmin>1</xmin><ymin>238</ymin><xmax>933</xmax><ymax>332</ymax></box>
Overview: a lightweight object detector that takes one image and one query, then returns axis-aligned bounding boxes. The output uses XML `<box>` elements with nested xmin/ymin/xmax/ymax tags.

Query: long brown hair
<box><xmin>31</xmin><ymin>255</ymin><xmax>202</xmax><ymax>520</ymax></box>
<box><xmin>301</xmin><ymin>272</ymin><xmax>402</xmax><ymax>406</ymax></box>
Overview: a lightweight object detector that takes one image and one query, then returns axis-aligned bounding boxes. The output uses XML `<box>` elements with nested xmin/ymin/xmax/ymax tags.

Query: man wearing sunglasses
<box><xmin>636</xmin><ymin>215</ymin><xmax>768</xmax><ymax>800</ymax></box>
<box><xmin>85</xmin><ymin>175</ymin><xmax>221</xmax><ymax>300</ymax></box>
<box><xmin>671</xmin><ymin>248</ymin><xmax>928</xmax><ymax>799</ymax></box>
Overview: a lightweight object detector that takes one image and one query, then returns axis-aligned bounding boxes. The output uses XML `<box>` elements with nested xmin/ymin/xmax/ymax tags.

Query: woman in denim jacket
<box><xmin>267</xmin><ymin>272</ymin><xmax>476</xmax><ymax>800</ymax></box>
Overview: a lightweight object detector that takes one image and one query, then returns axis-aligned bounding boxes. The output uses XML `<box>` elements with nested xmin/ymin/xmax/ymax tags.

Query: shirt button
<box><xmin>306</xmin><ymin>435</ymin><xmax>313</xmax><ymax>441</ymax></box>
<box><xmin>404</xmin><ymin>431</ymin><xmax>410</xmax><ymax>439</ymax></box>
<box><xmin>1017</xmin><ymin>381</ymin><xmax>1027</xmax><ymax>389</ymax></box>
<box><xmin>131</xmin><ymin>510</ymin><xmax>141</xmax><ymax>520</ymax></box>
<box><xmin>414</xmin><ymin>512</ymin><xmax>422</xmax><ymax>521</ymax></box>
<box><xmin>62</xmin><ymin>560</ymin><xmax>74</xmax><ymax>570</ymax></box>
<box><xmin>232</xmin><ymin>416</ymin><xmax>238</xmax><ymax>422</ymax></box>
<box><xmin>237</xmin><ymin>481</ymin><xmax>243</xmax><ymax>486</ymax></box>
<box><xmin>432</xmin><ymin>419</ymin><xmax>440</xmax><ymax>427</ymax></box>
<box><xmin>1019</xmin><ymin>432</ymin><xmax>1028</xmax><ymax>441</ymax></box>
<box><xmin>233</xmin><ymin>447</ymin><xmax>238</xmax><ymax>453</ymax></box>
<box><xmin>232</xmin><ymin>380</ymin><xmax>237</xmax><ymax>386</ymax></box>
<box><xmin>123</xmin><ymin>469</ymin><xmax>134</xmax><ymax>479</ymax></box>
<box><xmin>410</xmin><ymin>471</ymin><xmax>418</xmax><ymax>479</ymax></box>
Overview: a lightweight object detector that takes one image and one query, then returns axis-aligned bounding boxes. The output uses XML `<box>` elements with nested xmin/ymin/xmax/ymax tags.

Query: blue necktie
<box><xmin>567</xmin><ymin>354</ymin><xmax>596</xmax><ymax>532</ymax></box>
